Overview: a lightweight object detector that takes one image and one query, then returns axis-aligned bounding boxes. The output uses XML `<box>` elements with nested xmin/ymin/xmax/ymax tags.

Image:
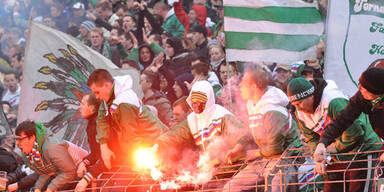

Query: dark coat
<box><xmin>320</xmin><ymin>91</ymin><xmax>384</xmax><ymax>146</ymax></box>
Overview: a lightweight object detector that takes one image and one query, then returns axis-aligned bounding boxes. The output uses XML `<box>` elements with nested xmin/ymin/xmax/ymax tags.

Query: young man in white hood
<box><xmin>157</xmin><ymin>80</ymin><xmax>243</xmax><ymax>166</ymax></box>
<box><xmin>87</xmin><ymin>69</ymin><xmax>168</xmax><ymax>171</ymax></box>
<box><xmin>224</xmin><ymin>65</ymin><xmax>301</xmax><ymax>192</ymax></box>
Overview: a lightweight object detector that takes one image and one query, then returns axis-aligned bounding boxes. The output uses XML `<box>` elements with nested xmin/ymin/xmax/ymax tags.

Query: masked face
<box><xmin>191</xmin><ymin>101</ymin><xmax>206</xmax><ymax>114</ymax></box>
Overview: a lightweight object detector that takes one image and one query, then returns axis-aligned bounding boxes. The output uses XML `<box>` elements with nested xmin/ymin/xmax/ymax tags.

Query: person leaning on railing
<box><xmin>315</xmin><ymin>66</ymin><xmax>384</xmax><ymax>162</ymax></box>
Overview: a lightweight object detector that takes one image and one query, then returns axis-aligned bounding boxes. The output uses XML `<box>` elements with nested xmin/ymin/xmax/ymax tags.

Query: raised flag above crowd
<box><xmin>18</xmin><ymin>22</ymin><xmax>141</xmax><ymax>148</ymax></box>
<box><xmin>223</xmin><ymin>0</ymin><xmax>324</xmax><ymax>63</ymax></box>
<box><xmin>325</xmin><ymin>0</ymin><xmax>384</xmax><ymax>96</ymax></box>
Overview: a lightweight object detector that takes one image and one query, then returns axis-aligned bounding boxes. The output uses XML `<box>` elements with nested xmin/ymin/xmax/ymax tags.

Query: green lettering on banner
<box><xmin>370</xmin><ymin>22</ymin><xmax>384</xmax><ymax>33</ymax></box>
<box><xmin>369</xmin><ymin>44</ymin><xmax>384</xmax><ymax>55</ymax></box>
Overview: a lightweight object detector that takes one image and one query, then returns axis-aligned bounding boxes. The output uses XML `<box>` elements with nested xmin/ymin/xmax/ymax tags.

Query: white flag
<box><xmin>324</xmin><ymin>0</ymin><xmax>384</xmax><ymax>96</ymax></box>
<box><xmin>223</xmin><ymin>0</ymin><xmax>324</xmax><ymax>63</ymax></box>
<box><xmin>19</xmin><ymin>22</ymin><xmax>142</xmax><ymax>148</ymax></box>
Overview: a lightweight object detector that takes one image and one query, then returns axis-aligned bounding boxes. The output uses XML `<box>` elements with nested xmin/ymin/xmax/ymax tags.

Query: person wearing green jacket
<box><xmin>224</xmin><ymin>65</ymin><xmax>301</xmax><ymax>192</ymax></box>
<box><xmin>153</xmin><ymin>1</ymin><xmax>185</xmax><ymax>37</ymax></box>
<box><xmin>87</xmin><ymin>69</ymin><xmax>168</xmax><ymax>170</ymax></box>
<box><xmin>287</xmin><ymin>77</ymin><xmax>381</xmax><ymax>192</ymax></box>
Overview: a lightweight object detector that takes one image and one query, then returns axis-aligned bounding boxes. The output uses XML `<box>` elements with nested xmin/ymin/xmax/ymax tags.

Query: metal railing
<box><xmin>59</xmin><ymin>142</ymin><xmax>384</xmax><ymax>192</ymax></box>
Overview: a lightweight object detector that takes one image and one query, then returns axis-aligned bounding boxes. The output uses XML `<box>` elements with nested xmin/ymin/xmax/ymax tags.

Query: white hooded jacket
<box><xmin>186</xmin><ymin>81</ymin><xmax>232</xmax><ymax>150</ymax></box>
<box><xmin>107</xmin><ymin>75</ymin><xmax>142</xmax><ymax>114</ymax></box>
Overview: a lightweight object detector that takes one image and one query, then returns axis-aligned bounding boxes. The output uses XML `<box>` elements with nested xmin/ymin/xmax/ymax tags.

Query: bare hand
<box><xmin>225</xmin><ymin>144</ymin><xmax>243</xmax><ymax>165</ymax></box>
<box><xmin>109</xmin><ymin>35</ymin><xmax>119</xmax><ymax>46</ymax></box>
<box><xmin>314</xmin><ymin>161</ymin><xmax>326</xmax><ymax>175</ymax></box>
<box><xmin>149</xmin><ymin>52</ymin><xmax>164</xmax><ymax>72</ymax></box>
<box><xmin>86</xmin><ymin>11</ymin><xmax>97</xmax><ymax>21</ymax></box>
<box><xmin>129</xmin><ymin>31</ymin><xmax>138</xmax><ymax>48</ymax></box>
<box><xmin>314</xmin><ymin>143</ymin><xmax>326</xmax><ymax>163</ymax></box>
<box><xmin>7</xmin><ymin>183</ymin><xmax>18</xmax><ymax>192</ymax></box>
<box><xmin>77</xmin><ymin>161</ymin><xmax>87</xmax><ymax>177</ymax></box>
<box><xmin>34</xmin><ymin>189</ymin><xmax>41</xmax><ymax>192</ymax></box>
<box><xmin>142</xmin><ymin>28</ymin><xmax>150</xmax><ymax>44</ymax></box>
<box><xmin>75</xmin><ymin>178</ymin><xmax>89</xmax><ymax>192</ymax></box>
<box><xmin>379</xmin><ymin>153</ymin><xmax>384</xmax><ymax>162</ymax></box>
<box><xmin>100</xmin><ymin>144</ymin><xmax>115</xmax><ymax>169</ymax></box>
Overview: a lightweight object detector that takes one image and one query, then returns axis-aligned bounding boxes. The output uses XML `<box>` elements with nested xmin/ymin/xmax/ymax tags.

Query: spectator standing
<box><xmin>90</xmin><ymin>28</ymin><xmax>111</xmax><ymax>60</ymax></box>
<box><xmin>153</xmin><ymin>1</ymin><xmax>185</xmax><ymax>37</ymax></box>
<box><xmin>69</xmin><ymin>2</ymin><xmax>87</xmax><ymax>27</ymax></box>
<box><xmin>141</xmin><ymin>70</ymin><xmax>173</xmax><ymax>126</ymax></box>
<box><xmin>77</xmin><ymin>20</ymin><xmax>95</xmax><ymax>47</ymax></box>
<box><xmin>2</xmin><ymin>72</ymin><xmax>21</xmax><ymax>108</ymax></box>
<box><xmin>49</xmin><ymin>3</ymin><xmax>69</xmax><ymax>32</ymax></box>
<box><xmin>190</xmin><ymin>25</ymin><xmax>209</xmax><ymax>59</ymax></box>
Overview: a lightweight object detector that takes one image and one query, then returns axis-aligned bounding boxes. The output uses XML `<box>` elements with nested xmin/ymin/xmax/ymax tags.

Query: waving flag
<box><xmin>19</xmin><ymin>22</ymin><xmax>142</xmax><ymax>148</ymax></box>
<box><xmin>223</xmin><ymin>0</ymin><xmax>324</xmax><ymax>63</ymax></box>
<box><xmin>324</xmin><ymin>0</ymin><xmax>384</xmax><ymax>96</ymax></box>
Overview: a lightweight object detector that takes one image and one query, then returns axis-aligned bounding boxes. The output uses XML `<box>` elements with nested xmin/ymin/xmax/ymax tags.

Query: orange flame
<box><xmin>134</xmin><ymin>144</ymin><xmax>163</xmax><ymax>181</ymax></box>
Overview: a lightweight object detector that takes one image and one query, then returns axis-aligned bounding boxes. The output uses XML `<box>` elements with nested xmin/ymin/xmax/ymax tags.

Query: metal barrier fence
<box><xmin>60</xmin><ymin>143</ymin><xmax>384</xmax><ymax>192</ymax></box>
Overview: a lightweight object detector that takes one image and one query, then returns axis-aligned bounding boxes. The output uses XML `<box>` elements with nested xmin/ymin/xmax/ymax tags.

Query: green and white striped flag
<box><xmin>223</xmin><ymin>0</ymin><xmax>324</xmax><ymax>63</ymax></box>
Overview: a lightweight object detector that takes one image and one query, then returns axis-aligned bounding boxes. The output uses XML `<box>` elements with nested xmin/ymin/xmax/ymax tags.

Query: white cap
<box><xmin>73</xmin><ymin>2</ymin><xmax>85</xmax><ymax>9</ymax></box>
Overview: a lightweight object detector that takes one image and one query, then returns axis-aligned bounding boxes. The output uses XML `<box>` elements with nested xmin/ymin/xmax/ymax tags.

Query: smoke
<box><xmin>155</xmin><ymin>121</ymin><xmax>251</xmax><ymax>190</ymax></box>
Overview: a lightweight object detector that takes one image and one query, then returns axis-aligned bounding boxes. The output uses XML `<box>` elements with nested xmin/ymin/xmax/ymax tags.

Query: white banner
<box><xmin>325</xmin><ymin>0</ymin><xmax>384</xmax><ymax>97</ymax></box>
<box><xmin>19</xmin><ymin>22</ymin><xmax>142</xmax><ymax>148</ymax></box>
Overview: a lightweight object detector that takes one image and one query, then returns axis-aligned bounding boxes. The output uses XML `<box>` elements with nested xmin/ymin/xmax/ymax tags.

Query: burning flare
<box><xmin>134</xmin><ymin>144</ymin><xmax>163</xmax><ymax>180</ymax></box>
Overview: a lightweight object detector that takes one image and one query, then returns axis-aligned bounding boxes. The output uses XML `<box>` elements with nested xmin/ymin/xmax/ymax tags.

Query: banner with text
<box><xmin>325</xmin><ymin>0</ymin><xmax>384</xmax><ymax>96</ymax></box>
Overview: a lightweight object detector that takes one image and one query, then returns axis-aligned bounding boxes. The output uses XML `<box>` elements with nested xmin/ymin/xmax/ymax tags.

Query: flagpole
<box><xmin>17</xmin><ymin>16</ymin><xmax>33</xmax><ymax>125</ymax></box>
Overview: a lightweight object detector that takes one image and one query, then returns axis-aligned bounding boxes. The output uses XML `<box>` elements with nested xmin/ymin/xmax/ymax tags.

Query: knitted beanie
<box><xmin>80</xmin><ymin>20</ymin><xmax>96</xmax><ymax>32</ymax></box>
<box><xmin>190</xmin><ymin>91</ymin><xmax>208</xmax><ymax>103</ymax></box>
<box><xmin>359</xmin><ymin>67</ymin><xmax>384</xmax><ymax>95</ymax></box>
<box><xmin>287</xmin><ymin>77</ymin><xmax>315</xmax><ymax>102</ymax></box>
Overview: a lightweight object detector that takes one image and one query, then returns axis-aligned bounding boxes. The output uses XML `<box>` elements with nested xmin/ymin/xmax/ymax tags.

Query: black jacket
<box><xmin>84</xmin><ymin>113</ymin><xmax>99</xmax><ymax>165</ymax></box>
<box><xmin>0</xmin><ymin>147</ymin><xmax>18</xmax><ymax>173</ymax></box>
<box><xmin>193</xmin><ymin>39</ymin><xmax>209</xmax><ymax>59</ymax></box>
<box><xmin>320</xmin><ymin>91</ymin><xmax>384</xmax><ymax>146</ymax></box>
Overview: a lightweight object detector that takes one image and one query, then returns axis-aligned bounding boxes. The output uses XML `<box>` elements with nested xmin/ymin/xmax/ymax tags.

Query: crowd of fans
<box><xmin>2</xmin><ymin>0</ymin><xmax>384</xmax><ymax>192</ymax></box>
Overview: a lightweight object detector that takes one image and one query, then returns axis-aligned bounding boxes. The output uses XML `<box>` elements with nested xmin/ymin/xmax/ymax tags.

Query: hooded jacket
<box><xmin>174</xmin><ymin>0</ymin><xmax>207</xmax><ymax>36</ymax></box>
<box><xmin>23</xmin><ymin>123</ymin><xmax>87</xmax><ymax>191</ymax></box>
<box><xmin>96</xmin><ymin>75</ymin><xmax>168</xmax><ymax>160</ymax></box>
<box><xmin>186</xmin><ymin>81</ymin><xmax>241</xmax><ymax>150</ymax></box>
<box><xmin>239</xmin><ymin>86</ymin><xmax>301</xmax><ymax>158</ymax></box>
<box><xmin>160</xmin><ymin>38</ymin><xmax>192</xmax><ymax>88</ymax></box>
<box><xmin>296</xmin><ymin>80</ymin><xmax>381</xmax><ymax>161</ymax></box>
<box><xmin>157</xmin><ymin>81</ymin><xmax>242</xmax><ymax>152</ymax></box>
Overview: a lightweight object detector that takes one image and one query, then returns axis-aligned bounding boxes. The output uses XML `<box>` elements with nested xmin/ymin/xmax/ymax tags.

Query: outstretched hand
<box><xmin>100</xmin><ymin>144</ymin><xmax>115</xmax><ymax>169</ymax></box>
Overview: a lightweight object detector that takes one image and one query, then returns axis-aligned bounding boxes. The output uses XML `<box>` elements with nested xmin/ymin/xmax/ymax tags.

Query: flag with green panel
<box><xmin>223</xmin><ymin>0</ymin><xmax>324</xmax><ymax>63</ymax></box>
